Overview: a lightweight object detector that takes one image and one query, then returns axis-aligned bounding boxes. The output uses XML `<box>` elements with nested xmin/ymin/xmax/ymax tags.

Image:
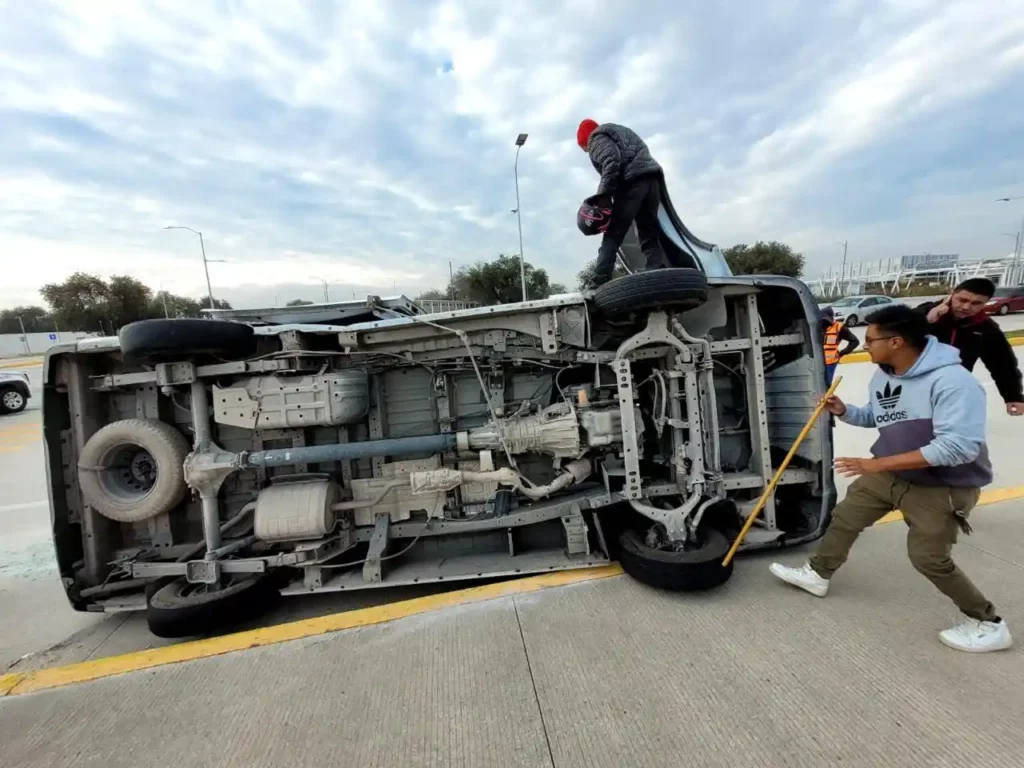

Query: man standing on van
<box><xmin>577</xmin><ymin>119</ymin><xmax>669</xmax><ymax>287</ymax></box>
<box><xmin>770</xmin><ymin>305</ymin><xmax>1011</xmax><ymax>653</ymax></box>
<box><xmin>916</xmin><ymin>277</ymin><xmax>1023</xmax><ymax>416</ymax></box>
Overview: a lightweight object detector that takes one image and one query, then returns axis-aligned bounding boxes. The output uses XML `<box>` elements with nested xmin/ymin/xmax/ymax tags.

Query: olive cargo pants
<box><xmin>809</xmin><ymin>472</ymin><xmax>997</xmax><ymax>622</ymax></box>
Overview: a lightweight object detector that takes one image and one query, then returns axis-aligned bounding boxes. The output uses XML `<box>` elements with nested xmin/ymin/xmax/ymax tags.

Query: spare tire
<box><xmin>78</xmin><ymin>419</ymin><xmax>191</xmax><ymax>523</ymax></box>
<box><xmin>618</xmin><ymin>527</ymin><xmax>733</xmax><ymax>591</ymax></box>
<box><xmin>119</xmin><ymin>318</ymin><xmax>255</xmax><ymax>363</ymax></box>
<box><xmin>146</xmin><ymin>574</ymin><xmax>281</xmax><ymax>638</ymax></box>
<box><xmin>593</xmin><ymin>268</ymin><xmax>708</xmax><ymax>317</ymax></box>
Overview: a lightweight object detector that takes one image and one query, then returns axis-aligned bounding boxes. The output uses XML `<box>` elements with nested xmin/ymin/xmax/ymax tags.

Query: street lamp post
<box><xmin>514</xmin><ymin>133</ymin><xmax>528</xmax><ymax>302</ymax></box>
<box><xmin>310</xmin><ymin>277</ymin><xmax>330</xmax><ymax>302</ymax></box>
<box><xmin>164</xmin><ymin>226</ymin><xmax>220</xmax><ymax>310</ymax></box>
<box><xmin>834</xmin><ymin>240</ymin><xmax>848</xmax><ymax>297</ymax></box>
<box><xmin>997</xmin><ymin>197</ymin><xmax>1024</xmax><ymax>285</ymax></box>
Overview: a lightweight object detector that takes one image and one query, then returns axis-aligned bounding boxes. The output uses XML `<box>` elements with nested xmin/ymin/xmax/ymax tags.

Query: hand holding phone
<box><xmin>926</xmin><ymin>294</ymin><xmax>952</xmax><ymax>323</ymax></box>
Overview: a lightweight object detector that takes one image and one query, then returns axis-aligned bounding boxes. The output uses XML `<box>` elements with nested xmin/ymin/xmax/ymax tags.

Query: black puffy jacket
<box><xmin>587</xmin><ymin>123</ymin><xmax>662</xmax><ymax>196</ymax></box>
<box><xmin>915</xmin><ymin>301</ymin><xmax>1024</xmax><ymax>403</ymax></box>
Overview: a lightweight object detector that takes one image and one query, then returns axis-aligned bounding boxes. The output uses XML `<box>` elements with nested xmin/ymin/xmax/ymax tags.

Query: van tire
<box><xmin>119</xmin><ymin>319</ymin><xmax>255</xmax><ymax>363</ymax></box>
<box><xmin>78</xmin><ymin>419</ymin><xmax>191</xmax><ymax>523</ymax></box>
<box><xmin>146</xmin><ymin>574</ymin><xmax>280</xmax><ymax>638</ymax></box>
<box><xmin>593</xmin><ymin>268</ymin><xmax>708</xmax><ymax>317</ymax></box>
<box><xmin>618</xmin><ymin>528</ymin><xmax>733</xmax><ymax>591</ymax></box>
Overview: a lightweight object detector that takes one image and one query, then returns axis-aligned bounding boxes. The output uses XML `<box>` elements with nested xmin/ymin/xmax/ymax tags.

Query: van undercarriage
<box><xmin>42</xmin><ymin>272</ymin><xmax>835</xmax><ymax>636</ymax></box>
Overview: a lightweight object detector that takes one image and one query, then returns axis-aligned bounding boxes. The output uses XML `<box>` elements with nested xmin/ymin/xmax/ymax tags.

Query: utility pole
<box><xmin>839</xmin><ymin>240</ymin><xmax>848</xmax><ymax>286</ymax></box>
<box><xmin>17</xmin><ymin>316</ymin><xmax>30</xmax><ymax>355</ymax></box>
<box><xmin>449</xmin><ymin>260</ymin><xmax>455</xmax><ymax>301</ymax></box>
<box><xmin>514</xmin><ymin>133</ymin><xmax>529</xmax><ymax>302</ymax></box>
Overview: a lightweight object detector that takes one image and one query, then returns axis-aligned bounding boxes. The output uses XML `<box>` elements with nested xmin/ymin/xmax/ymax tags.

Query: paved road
<box><xmin>2</xmin><ymin>340</ymin><xmax>1023</xmax><ymax>671</ymax></box>
<box><xmin>3</xmin><ymin>498</ymin><xmax>1024</xmax><ymax>767</ymax></box>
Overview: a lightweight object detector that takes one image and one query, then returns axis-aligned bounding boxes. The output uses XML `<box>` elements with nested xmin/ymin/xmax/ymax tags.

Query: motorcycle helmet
<box><xmin>577</xmin><ymin>195</ymin><xmax>612</xmax><ymax>236</ymax></box>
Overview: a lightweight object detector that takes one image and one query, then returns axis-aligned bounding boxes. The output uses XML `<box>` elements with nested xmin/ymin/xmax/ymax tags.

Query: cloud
<box><xmin>1</xmin><ymin>0</ymin><xmax>1023</xmax><ymax>310</ymax></box>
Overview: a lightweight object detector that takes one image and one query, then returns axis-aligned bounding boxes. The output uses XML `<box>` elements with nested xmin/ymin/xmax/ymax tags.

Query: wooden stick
<box><xmin>721</xmin><ymin>375</ymin><xmax>843</xmax><ymax>567</ymax></box>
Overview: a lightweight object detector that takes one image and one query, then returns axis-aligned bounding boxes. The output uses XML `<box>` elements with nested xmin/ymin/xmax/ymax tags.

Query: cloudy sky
<box><xmin>2</xmin><ymin>0</ymin><xmax>1023</xmax><ymax>309</ymax></box>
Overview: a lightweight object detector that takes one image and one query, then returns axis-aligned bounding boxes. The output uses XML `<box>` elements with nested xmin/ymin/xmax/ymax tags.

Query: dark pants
<box><xmin>592</xmin><ymin>175</ymin><xmax>668</xmax><ymax>285</ymax></box>
<box><xmin>810</xmin><ymin>473</ymin><xmax>995</xmax><ymax>621</ymax></box>
<box><xmin>825</xmin><ymin>362</ymin><xmax>838</xmax><ymax>387</ymax></box>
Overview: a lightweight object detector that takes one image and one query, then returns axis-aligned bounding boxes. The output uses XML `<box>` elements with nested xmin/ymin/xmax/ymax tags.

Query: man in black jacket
<box><xmin>916</xmin><ymin>277</ymin><xmax>1024</xmax><ymax>416</ymax></box>
<box><xmin>577</xmin><ymin>119</ymin><xmax>669</xmax><ymax>287</ymax></box>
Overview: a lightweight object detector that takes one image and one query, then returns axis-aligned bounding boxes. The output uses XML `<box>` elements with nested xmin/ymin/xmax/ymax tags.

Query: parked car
<box><xmin>0</xmin><ymin>372</ymin><xmax>30</xmax><ymax>414</ymax></box>
<box><xmin>42</xmin><ymin>193</ymin><xmax>836</xmax><ymax>638</ymax></box>
<box><xmin>822</xmin><ymin>295</ymin><xmax>897</xmax><ymax>326</ymax></box>
<box><xmin>983</xmin><ymin>286</ymin><xmax>1024</xmax><ymax>316</ymax></box>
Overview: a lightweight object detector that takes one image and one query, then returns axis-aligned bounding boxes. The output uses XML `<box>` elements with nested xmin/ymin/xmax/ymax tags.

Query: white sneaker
<box><xmin>769</xmin><ymin>562</ymin><xmax>829</xmax><ymax>597</ymax></box>
<box><xmin>939</xmin><ymin>618</ymin><xmax>1013</xmax><ymax>653</ymax></box>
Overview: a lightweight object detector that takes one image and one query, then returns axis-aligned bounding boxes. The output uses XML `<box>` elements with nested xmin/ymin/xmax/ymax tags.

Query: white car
<box><xmin>822</xmin><ymin>295</ymin><xmax>896</xmax><ymax>326</ymax></box>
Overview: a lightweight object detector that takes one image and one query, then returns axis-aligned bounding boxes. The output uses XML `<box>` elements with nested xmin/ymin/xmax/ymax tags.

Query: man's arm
<box><xmin>979</xmin><ymin>328</ymin><xmax>1024</xmax><ymax>404</ymax></box>
<box><xmin>837</xmin><ymin>325</ymin><xmax>860</xmax><ymax>357</ymax></box>
<box><xmin>918</xmin><ymin>379</ymin><xmax>987</xmax><ymax>467</ymax></box>
<box><xmin>837</xmin><ymin>397</ymin><xmax>875</xmax><ymax>428</ymax></box>
<box><xmin>588</xmin><ymin>133</ymin><xmax>622</xmax><ymax>196</ymax></box>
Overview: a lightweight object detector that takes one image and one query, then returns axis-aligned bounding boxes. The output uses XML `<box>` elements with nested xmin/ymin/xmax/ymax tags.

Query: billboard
<box><xmin>899</xmin><ymin>253</ymin><xmax>960</xmax><ymax>270</ymax></box>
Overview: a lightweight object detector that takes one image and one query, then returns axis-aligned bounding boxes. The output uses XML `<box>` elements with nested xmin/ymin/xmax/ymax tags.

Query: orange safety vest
<box><xmin>823</xmin><ymin>321</ymin><xmax>844</xmax><ymax>365</ymax></box>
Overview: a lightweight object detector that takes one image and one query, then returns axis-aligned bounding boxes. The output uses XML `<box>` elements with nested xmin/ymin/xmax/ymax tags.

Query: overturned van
<box><xmin>42</xmin><ymin>193</ymin><xmax>836</xmax><ymax>637</ymax></box>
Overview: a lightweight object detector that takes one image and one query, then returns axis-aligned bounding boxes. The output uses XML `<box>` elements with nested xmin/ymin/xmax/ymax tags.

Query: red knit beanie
<box><xmin>577</xmin><ymin>118</ymin><xmax>598</xmax><ymax>149</ymax></box>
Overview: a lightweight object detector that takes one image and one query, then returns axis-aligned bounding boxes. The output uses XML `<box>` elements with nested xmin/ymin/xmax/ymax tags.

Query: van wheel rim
<box><xmin>2</xmin><ymin>391</ymin><xmax>23</xmax><ymax>410</ymax></box>
<box><xmin>99</xmin><ymin>444</ymin><xmax>159</xmax><ymax>503</ymax></box>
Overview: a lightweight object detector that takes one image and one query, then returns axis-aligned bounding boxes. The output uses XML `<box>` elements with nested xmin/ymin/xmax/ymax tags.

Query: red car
<box><xmin>983</xmin><ymin>286</ymin><xmax>1024</xmax><ymax>316</ymax></box>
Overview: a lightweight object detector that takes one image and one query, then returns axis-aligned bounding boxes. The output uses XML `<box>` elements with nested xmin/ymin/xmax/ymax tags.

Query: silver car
<box><xmin>0</xmin><ymin>371</ymin><xmax>30</xmax><ymax>414</ymax></box>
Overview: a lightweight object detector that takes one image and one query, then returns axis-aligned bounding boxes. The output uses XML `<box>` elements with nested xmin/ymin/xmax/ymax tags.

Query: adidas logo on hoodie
<box><xmin>874</xmin><ymin>382</ymin><xmax>907</xmax><ymax>422</ymax></box>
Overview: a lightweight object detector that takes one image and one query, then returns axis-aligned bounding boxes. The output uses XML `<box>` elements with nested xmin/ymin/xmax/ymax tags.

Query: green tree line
<box><xmin>418</xmin><ymin>254</ymin><xmax>567</xmax><ymax>305</ymax></box>
<box><xmin>0</xmin><ymin>272</ymin><xmax>233</xmax><ymax>335</ymax></box>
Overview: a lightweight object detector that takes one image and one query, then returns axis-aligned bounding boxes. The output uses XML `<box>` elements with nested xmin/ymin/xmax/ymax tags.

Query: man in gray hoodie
<box><xmin>770</xmin><ymin>304</ymin><xmax>1011</xmax><ymax>653</ymax></box>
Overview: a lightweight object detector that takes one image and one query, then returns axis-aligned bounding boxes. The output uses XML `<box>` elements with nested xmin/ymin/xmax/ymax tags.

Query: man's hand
<box><xmin>834</xmin><ymin>457</ymin><xmax>879</xmax><ymax>477</ymax></box>
<box><xmin>823</xmin><ymin>395</ymin><xmax>846</xmax><ymax>416</ymax></box>
<box><xmin>926</xmin><ymin>296</ymin><xmax>952</xmax><ymax>323</ymax></box>
<box><xmin>1007</xmin><ymin>402</ymin><xmax>1024</xmax><ymax>416</ymax></box>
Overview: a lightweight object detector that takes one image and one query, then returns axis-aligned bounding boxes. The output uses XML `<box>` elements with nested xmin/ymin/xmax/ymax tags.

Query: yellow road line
<box><xmin>0</xmin><ymin>563</ymin><xmax>624</xmax><ymax>697</ymax></box>
<box><xmin>0</xmin><ymin>425</ymin><xmax>41</xmax><ymax>435</ymax></box>
<box><xmin>874</xmin><ymin>484</ymin><xmax>1024</xmax><ymax>526</ymax></box>
<box><xmin>0</xmin><ymin>358</ymin><xmax>42</xmax><ymax>369</ymax></box>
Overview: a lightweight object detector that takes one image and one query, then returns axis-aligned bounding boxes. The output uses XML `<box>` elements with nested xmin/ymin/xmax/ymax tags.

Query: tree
<box><xmin>0</xmin><ymin>306</ymin><xmax>54</xmax><ymax>334</ymax></box>
<box><xmin>40</xmin><ymin>272</ymin><xmax>112</xmax><ymax>334</ymax></box>
<box><xmin>286</xmin><ymin>299</ymin><xmax>314</xmax><ymax>307</ymax></box>
<box><xmin>106</xmin><ymin>276</ymin><xmax>154</xmax><ymax>330</ymax></box>
<box><xmin>576</xmin><ymin>259</ymin><xmax>629</xmax><ymax>289</ymax></box>
<box><xmin>450</xmin><ymin>254</ymin><xmax>562</xmax><ymax>305</ymax></box>
<box><xmin>150</xmin><ymin>292</ymin><xmax>202</xmax><ymax>319</ymax></box>
<box><xmin>416</xmin><ymin>289</ymin><xmax>449</xmax><ymax>301</ymax></box>
<box><xmin>723</xmin><ymin>241</ymin><xmax>804</xmax><ymax>278</ymax></box>
<box><xmin>197</xmin><ymin>296</ymin><xmax>233</xmax><ymax>311</ymax></box>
